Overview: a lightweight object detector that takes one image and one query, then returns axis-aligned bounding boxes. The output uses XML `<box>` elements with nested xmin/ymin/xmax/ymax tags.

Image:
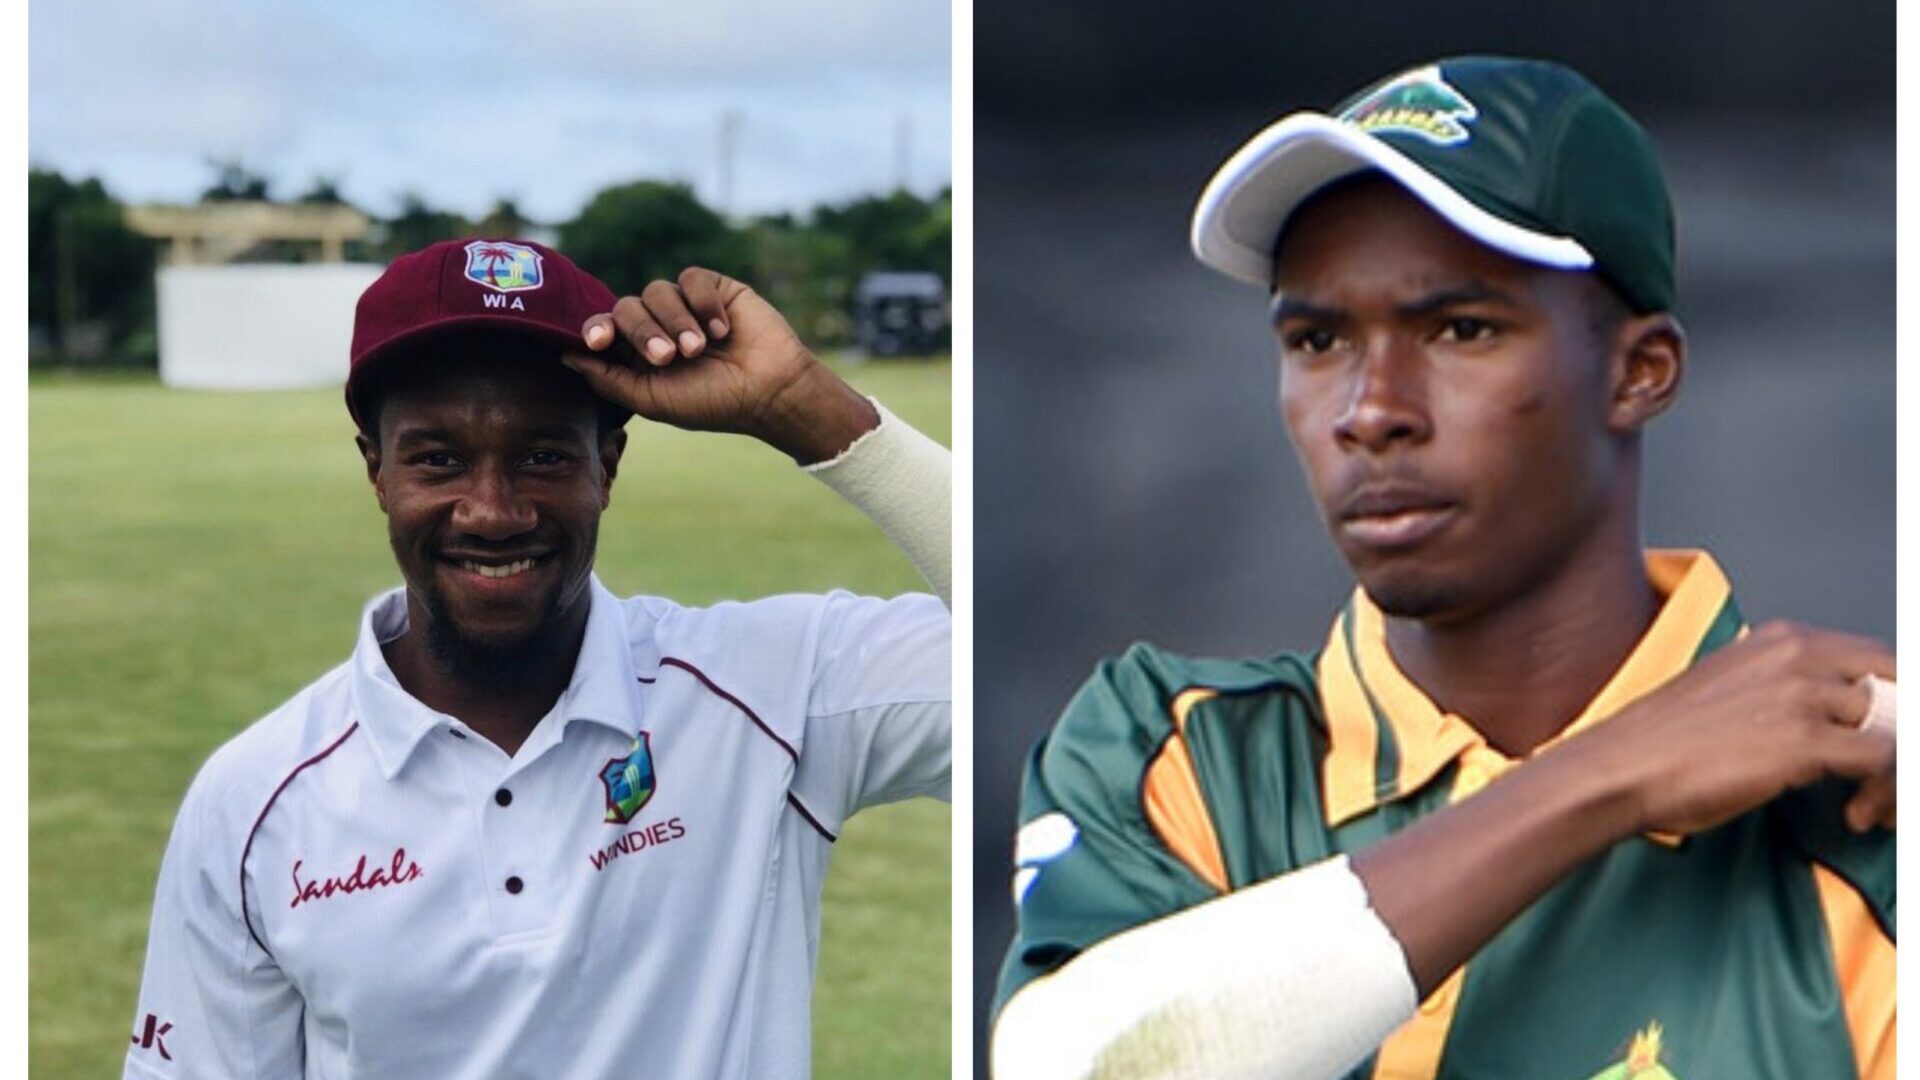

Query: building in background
<box><xmin>853</xmin><ymin>270</ymin><xmax>948</xmax><ymax>358</ymax></box>
<box><xmin>117</xmin><ymin>200</ymin><xmax>382</xmax><ymax>390</ymax></box>
<box><xmin>126</xmin><ymin>201</ymin><xmax>372</xmax><ymax>266</ymax></box>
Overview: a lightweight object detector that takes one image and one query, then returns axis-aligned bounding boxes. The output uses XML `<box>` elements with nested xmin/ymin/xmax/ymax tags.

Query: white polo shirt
<box><xmin>125</xmin><ymin>575</ymin><xmax>950</xmax><ymax>1079</ymax></box>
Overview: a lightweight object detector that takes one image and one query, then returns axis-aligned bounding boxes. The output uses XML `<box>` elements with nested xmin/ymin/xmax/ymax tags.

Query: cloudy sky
<box><xmin>30</xmin><ymin>0</ymin><xmax>951</xmax><ymax>221</ymax></box>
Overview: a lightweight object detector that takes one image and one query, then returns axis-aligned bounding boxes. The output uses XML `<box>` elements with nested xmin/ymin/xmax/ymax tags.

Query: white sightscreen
<box><xmin>157</xmin><ymin>264</ymin><xmax>385</xmax><ymax>390</ymax></box>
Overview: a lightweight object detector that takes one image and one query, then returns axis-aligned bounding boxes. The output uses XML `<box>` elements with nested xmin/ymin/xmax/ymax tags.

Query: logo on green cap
<box><xmin>1339</xmin><ymin>65</ymin><xmax>1478</xmax><ymax>146</ymax></box>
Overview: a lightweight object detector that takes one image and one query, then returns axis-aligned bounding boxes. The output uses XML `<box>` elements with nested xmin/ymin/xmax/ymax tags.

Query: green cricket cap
<box><xmin>1190</xmin><ymin>56</ymin><xmax>1676</xmax><ymax>313</ymax></box>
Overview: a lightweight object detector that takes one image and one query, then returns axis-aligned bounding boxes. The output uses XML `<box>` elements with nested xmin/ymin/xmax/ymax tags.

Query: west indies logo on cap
<box><xmin>600</xmin><ymin>732</ymin><xmax>657</xmax><ymax>825</ymax></box>
<box><xmin>1339</xmin><ymin>64</ymin><xmax>1478</xmax><ymax>146</ymax></box>
<box><xmin>463</xmin><ymin>240</ymin><xmax>545</xmax><ymax>294</ymax></box>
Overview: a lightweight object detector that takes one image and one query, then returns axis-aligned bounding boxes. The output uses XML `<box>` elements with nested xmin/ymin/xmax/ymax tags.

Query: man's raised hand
<box><xmin>564</xmin><ymin>267</ymin><xmax>877</xmax><ymax>463</ymax></box>
<box><xmin>1577</xmin><ymin>620</ymin><xmax>1896</xmax><ymax>836</ymax></box>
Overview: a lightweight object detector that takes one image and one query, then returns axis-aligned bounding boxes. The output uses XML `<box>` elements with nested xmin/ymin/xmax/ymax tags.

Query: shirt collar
<box><xmin>350</xmin><ymin>574</ymin><xmax>646</xmax><ymax>780</ymax></box>
<box><xmin>1316</xmin><ymin>549</ymin><xmax>1744</xmax><ymax>827</ymax></box>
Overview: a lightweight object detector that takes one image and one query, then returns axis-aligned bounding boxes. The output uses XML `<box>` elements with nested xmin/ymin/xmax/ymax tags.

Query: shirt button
<box><xmin>494</xmin><ymin>788</ymin><xmax>513</xmax><ymax>807</ymax></box>
<box><xmin>505</xmin><ymin>876</ymin><xmax>523</xmax><ymax>895</ymax></box>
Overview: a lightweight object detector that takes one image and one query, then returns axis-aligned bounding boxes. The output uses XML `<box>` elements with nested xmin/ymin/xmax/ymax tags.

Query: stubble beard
<box><xmin>419</xmin><ymin>585</ymin><xmax>577</xmax><ymax>691</ymax></box>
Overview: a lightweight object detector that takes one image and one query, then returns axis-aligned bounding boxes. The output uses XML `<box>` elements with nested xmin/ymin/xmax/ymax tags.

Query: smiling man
<box><xmin>125</xmin><ymin>240</ymin><xmax>950</xmax><ymax>1080</ymax></box>
<box><xmin>992</xmin><ymin>57</ymin><xmax>1894</xmax><ymax>1079</ymax></box>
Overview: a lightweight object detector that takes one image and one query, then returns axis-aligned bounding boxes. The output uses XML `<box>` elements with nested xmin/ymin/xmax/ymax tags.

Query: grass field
<box><xmin>29</xmin><ymin>357</ymin><xmax>952</xmax><ymax>1078</ymax></box>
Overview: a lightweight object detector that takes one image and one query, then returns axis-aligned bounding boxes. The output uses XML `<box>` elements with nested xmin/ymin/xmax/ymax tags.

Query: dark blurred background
<box><xmin>972</xmin><ymin>0</ymin><xmax>1894</xmax><ymax>1066</ymax></box>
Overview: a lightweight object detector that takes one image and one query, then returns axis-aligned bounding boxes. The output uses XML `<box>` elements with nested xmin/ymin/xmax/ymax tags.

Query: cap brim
<box><xmin>1190</xmin><ymin>113</ymin><xmax>1595</xmax><ymax>287</ymax></box>
<box><xmin>346</xmin><ymin>314</ymin><xmax>631</xmax><ymax>429</ymax></box>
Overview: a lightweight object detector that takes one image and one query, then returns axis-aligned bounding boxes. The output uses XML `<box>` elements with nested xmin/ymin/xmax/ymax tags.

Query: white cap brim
<box><xmin>1190</xmin><ymin>113</ymin><xmax>1596</xmax><ymax>287</ymax></box>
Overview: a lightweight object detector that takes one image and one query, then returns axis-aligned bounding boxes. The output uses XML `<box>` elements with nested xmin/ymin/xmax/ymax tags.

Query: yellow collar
<box><xmin>1316</xmin><ymin>550</ymin><xmax>1739</xmax><ymax>827</ymax></box>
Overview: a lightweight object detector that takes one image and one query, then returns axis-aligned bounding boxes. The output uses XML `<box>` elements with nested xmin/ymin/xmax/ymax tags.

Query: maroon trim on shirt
<box><xmin>658</xmin><ymin>656</ymin><xmax>797</xmax><ymax>759</ymax></box>
<box><xmin>785</xmin><ymin>792</ymin><xmax>838</xmax><ymax>842</ymax></box>
<box><xmin>239</xmin><ymin>722</ymin><xmax>362</xmax><ymax>955</ymax></box>
<box><xmin>657</xmin><ymin>656</ymin><xmax>835</xmax><ymax>843</ymax></box>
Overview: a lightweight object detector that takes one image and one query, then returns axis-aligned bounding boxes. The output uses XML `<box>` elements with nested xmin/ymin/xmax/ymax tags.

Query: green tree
<box><xmin>743</xmin><ymin>217</ymin><xmax>856</xmax><ymax>345</ymax></box>
<box><xmin>477</xmin><ymin>198</ymin><xmax>534</xmax><ymax>239</ymax></box>
<box><xmin>28</xmin><ymin>169</ymin><xmax>158</xmax><ymax>363</ymax></box>
<box><xmin>200</xmin><ymin>158</ymin><xmax>272</xmax><ymax>202</ymax></box>
<box><xmin>908</xmin><ymin>189</ymin><xmax>952</xmax><ymax>282</ymax></box>
<box><xmin>557</xmin><ymin>181</ymin><xmax>746</xmax><ymax>294</ymax></box>
<box><xmin>380</xmin><ymin>192</ymin><xmax>471</xmax><ymax>260</ymax></box>
<box><xmin>811</xmin><ymin>189</ymin><xmax>949</xmax><ymax>281</ymax></box>
<box><xmin>296</xmin><ymin>174</ymin><xmax>350</xmax><ymax>206</ymax></box>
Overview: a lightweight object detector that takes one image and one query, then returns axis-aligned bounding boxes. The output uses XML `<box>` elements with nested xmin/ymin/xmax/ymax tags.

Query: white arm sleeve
<box><xmin>125</xmin><ymin>775</ymin><xmax>305</xmax><ymax>1079</ymax></box>
<box><xmin>804</xmin><ymin>397</ymin><xmax>952</xmax><ymax>607</ymax></box>
<box><xmin>991</xmin><ymin>855</ymin><xmax>1417</xmax><ymax>1080</ymax></box>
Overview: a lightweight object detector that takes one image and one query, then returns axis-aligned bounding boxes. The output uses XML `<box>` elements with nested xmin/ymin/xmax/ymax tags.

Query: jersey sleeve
<box><xmin>788</xmin><ymin>590</ymin><xmax>952</xmax><ymax>834</ymax></box>
<box><xmin>125</xmin><ymin>765</ymin><xmax>306</xmax><ymax>1079</ymax></box>
<box><xmin>1770</xmin><ymin>779</ymin><xmax>1895</xmax><ymax>1078</ymax></box>
<box><xmin>991</xmin><ymin>648</ymin><xmax>1223</xmax><ymax>1019</ymax></box>
<box><xmin>1771</xmin><ymin>779</ymin><xmax>1895</xmax><ymax>934</ymax></box>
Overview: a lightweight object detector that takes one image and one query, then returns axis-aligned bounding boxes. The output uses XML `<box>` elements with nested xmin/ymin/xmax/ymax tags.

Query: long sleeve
<box><xmin>126</xmin><ymin>768</ymin><xmax>306</xmax><ymax>1079</ymax></box>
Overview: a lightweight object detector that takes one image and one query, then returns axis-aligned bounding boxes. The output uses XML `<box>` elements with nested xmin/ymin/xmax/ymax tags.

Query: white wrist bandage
<box><xmin>804</xmin><ymin>398</ymin><xmax>952</xmax><ymax>606</ymax></box>
<box><xmin>1858</xmin><ymin>675</ymin><xmax>1897</xmax><ymax>733</ymax></box>
<box><xmin>992</xmin><ymin>856</ymin><xmax>1417</xmax><ymax>1080</ymax></box>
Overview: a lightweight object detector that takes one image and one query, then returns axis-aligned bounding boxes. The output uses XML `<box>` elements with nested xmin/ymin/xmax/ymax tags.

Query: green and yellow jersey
<box><xmin>994</xmin><ymin>551</ymin><xmax>1894</xmax><ymax>1079</ymax></box>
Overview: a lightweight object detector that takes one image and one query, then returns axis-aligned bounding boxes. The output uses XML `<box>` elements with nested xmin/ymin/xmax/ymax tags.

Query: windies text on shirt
<box><xmin>590</xmin><ymin>817</ymin><xmax>688</xmax><ymax>871</ymax></box>
<box><xmin>289</xmin><ymin>848</ymin><xmax>424</xmax><ymax>908</ymax></box>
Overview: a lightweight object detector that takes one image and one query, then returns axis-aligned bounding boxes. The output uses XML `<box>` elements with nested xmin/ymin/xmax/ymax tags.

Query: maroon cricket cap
<box><xmin>345</xmin><ymin>237</ymin><xmax>620</xmax><ymax>429</ymax></box>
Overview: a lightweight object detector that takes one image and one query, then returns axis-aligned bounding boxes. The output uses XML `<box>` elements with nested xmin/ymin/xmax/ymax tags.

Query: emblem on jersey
<box><xmin>463</xmin><ymin>240</ymin><xmax>544</xmax><ymax>293</ymax></box>
<box><xmin>130</xmin><ymin>1012</ymin><xmax>173</xmax><ymax>1062</ymax></box>
<box><xmin>1585</xmin><ymin>1022</ymin><xmax>1679</xmax><ymax>1080</ymax></box>
<box><xmin>600</xmin><ymin>732</ymin><xmax>657</xmax><ymax>824</ymax></box>
<box><xmin>1339</xmin><ymin>65</ymin><xmax>1478</xmax><ymax>145</ymax></box>
<box><xmin>1011</xmin><ymin>811</ymin><xmax>1079</xmax><ymax>904</ymax></box>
